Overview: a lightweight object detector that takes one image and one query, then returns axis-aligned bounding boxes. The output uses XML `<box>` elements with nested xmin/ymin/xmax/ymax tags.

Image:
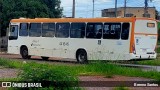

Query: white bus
<box><xmin>7</xmin><ymin>17</ymin><xmax>158</xmax><ymax>63</ymax></box>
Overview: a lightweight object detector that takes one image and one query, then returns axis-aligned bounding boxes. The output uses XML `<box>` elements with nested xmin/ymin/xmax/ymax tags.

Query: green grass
<box><xmin>114</xmin><ymin>87</ymin><xmax>129</xmax><ymax>90</ymax></box>
<box><xmin>0</xmin><ymin>58</ymin><xmax>23</xmax><ymax>68</ymax></box>
<box><xmin>136</xmin><ymin>59</ymin><xmax>160</xmax><ymax>66</ymax></box>
<box><xmin>1</xmin><ymin>58</ymin><xmax>160</xmax><ymax>81</ymax></box>
<box><xmin>73</xmin><ymin>62</ymin><xmax>160</xmax><ymax>80</ymax></box>
<box><xmin>0</xmin><ymin>78</ymin><xmax>20</xmax><ymax>81</ymax></box>
<box><xmin>18</xmin><ymin>63</ymin><xmax>79</xmax><ymax>90</ymax></box>
<box><xmin>157</xmin><ymin>47</ymin><xmax>160</xmax><ymax>53</ymax></box>
<box><xmin>157</xmin><ymin>41</ymin><xmax>160</xmax><ymax>45</ymax></box>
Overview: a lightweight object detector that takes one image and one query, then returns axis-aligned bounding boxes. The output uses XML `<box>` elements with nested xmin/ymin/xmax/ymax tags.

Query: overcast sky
<box><xmin>60</xmin><ymin>0</ymin><xmax>160</xmax><ymax>18</ymax></box>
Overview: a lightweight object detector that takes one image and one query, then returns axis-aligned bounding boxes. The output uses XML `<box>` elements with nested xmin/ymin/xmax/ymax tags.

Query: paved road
<box><xmin>118</xmin><ymin>63</ymin><xmax>160</xmax><ymax>72</ymax></box>
<box><xmin>0</xmin><ymin>52</ymin><xmax>79</xmax><ymax>66</ymax></box>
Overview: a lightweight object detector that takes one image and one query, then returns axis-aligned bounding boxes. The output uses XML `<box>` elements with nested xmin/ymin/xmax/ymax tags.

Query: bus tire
<box><xmin>41</xmin><ymin>56</ymin><xmax>49</xmax><ymax>60</ymax></box>
<box><xmin>76</xmin><ymin>49</ymin><xmax>88</xmax><ymax>64</ymax></box>
<box><xmin>20</xmin><ymin>47</ymin><xmax>31</xmax><ymax>59</ymax></box>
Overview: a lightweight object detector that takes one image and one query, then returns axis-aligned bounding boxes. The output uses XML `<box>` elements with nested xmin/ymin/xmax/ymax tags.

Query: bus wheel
<box><xmin>76</xmin><ymin>50</ymin><xmax>88</xmax><ymax>64</ymax></box>
<box><xmin>41</xmin><ymin>56</ymin><xmax>49</xmax><ymax>60</ymax></box>
<box><xmin>20</xmin><ymin>47</ymin><xmax>31</xmax><ymax>59</ymax></box>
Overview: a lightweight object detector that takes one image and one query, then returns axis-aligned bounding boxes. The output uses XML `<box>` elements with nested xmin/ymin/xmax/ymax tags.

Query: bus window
<box><xmin>56</xmin><ymin>23</ymin><xmax>70</xmax><ymax>38</ymax></box>
<box><xmin>29</xmin><ymin>23</ymin><xmax>41</xmax><ymax>37</ymax></box>
<box><xmin>103</xmin><ymin>23</ymin><xmax>121</xmax><ymax>39</ymax></box>
<box><xmin>70</xmin><ymin>23</ymin><xmax>86</xmax><ymax>38</ymax></box>
<box><xmin>19</xmin><ymin>23</ymin><xmax>28</xmax><ymax>36</ymax></box>
<box><xmin>42</xmin><ymin>23</ymin><xmax>55</xmax><ymax>37</ymax></box>
<box><xmin>86</xmin><ymin>23</ymin><xmax>102</xmax><ymax>39</ymax></box>
<box><xmin>9</xmin><ymin>25</ymin><xmax>18</xmax><ymax>40</ymax></box>
<box><xmin>121</xmin><ymin>23</ymin><xmax>130</xmax><ymax>40</ymax></box>
<box><xmin>147</xmin><ymin>23</ymin><xmax>155</xmax><ymax>28</ymax></box>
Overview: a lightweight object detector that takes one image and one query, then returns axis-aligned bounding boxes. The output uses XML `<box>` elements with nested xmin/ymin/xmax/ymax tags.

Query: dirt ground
<box><xmin>79</xmin><ymin>76</ymin><xmax>160</xmax><ymax>90</ymax></box>
<box><xmin>0</xmin><ymin>68</ymin><xmax>18</xmax><ymax>78</ymax></box>
<box><xmin>0</xmin><ymin>53</ymin><xmax>160</xmax><ymax>90</ymax></box>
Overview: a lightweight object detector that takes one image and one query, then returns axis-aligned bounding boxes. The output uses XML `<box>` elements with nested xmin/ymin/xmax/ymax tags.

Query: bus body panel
<box><xmin>9</xmin><ymin>37</ymin><xmax>131</xmax><ymax>60</ymax></box>
<box><xmin>132</xmin><ymin>19</ymin><xmax>157</xmax><ymax>59</ymax></box>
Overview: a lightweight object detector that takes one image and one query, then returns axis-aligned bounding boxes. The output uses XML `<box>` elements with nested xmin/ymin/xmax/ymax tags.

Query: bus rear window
<box><xmin>147</xmin><ymin>23</ymin><xmax>155</xmax><ymax>28</ymax></box>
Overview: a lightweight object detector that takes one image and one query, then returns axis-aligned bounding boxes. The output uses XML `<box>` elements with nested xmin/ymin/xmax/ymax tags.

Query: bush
<box><xmin>15</xmin><ymin>62</ymin><xmax>80</xmax><ymax>90</ymax></box>
<box><xmin>114</xmin><ymin>87</ymin><xmax>129</xmax><ymax>90</ymax></box>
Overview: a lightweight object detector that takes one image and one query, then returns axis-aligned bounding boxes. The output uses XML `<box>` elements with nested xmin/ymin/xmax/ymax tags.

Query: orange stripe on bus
<box><xmin>11</xmin><ymin>17</ymin><xmax>134</xmax><ymax>23</ymax></box>
<box><xmin>129</xmin><ymin>18</ymin><xmax>136</xmax><ymax>53</ymax></box>
<box><xmin>134</xmin><ymin>33</ymin><xmax>158</xmax><ymax>36</ymax></box>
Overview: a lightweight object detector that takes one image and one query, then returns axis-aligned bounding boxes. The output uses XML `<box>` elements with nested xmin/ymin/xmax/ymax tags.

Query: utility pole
<box><xmin>144</xmin><ymin>0</ymin><xmax>153</xmax><ymax>18</ymax></box>
<box><xmin>93</xmin><ymin>0</ymin><xmax>95</xmax><ymax>18</ymax></box>
<box><xmin>115</xmin><ymin>0</ymin><xmax>117</xmax><ymax>17</ymax></box>
<box><xmin>144</xmin><ymin>0</ymin><xmax>148</xmax><ymax>15</ymax></box>
<box><xmin>124</xmin><ymin>0</ymin><xmax>127</xmax><ymax>17</ymax></box>
<box><xmin>72</xmin><ymin>0</ymin><xmax>75</xmax><ymax>18</ymax></box>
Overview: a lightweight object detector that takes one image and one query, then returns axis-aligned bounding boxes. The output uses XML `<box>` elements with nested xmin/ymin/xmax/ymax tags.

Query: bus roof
<box><xmin>10</xmin><ymin>17</ymin><xmax>156</xmax><ymax>23</ymax></box>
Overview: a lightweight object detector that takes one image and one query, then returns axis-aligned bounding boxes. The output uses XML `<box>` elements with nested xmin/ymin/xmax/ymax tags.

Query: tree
<box><xmin>0</xmin><ymin>0</ymin><xmax>63</xmax><ymax>36</ymax></box>
<box><xmin>155</xmin><ymin>10</ymin><xmax>159</xmax><ymax>20</ymax></box>
<box><xmin>0</xmin><ymin>0</ymin><xmax>2</xmax><ymax>36</ymax></box>
<box><xmin>39</xmin><ymin>0</ymin><xmax>63</xmax><ymax>18</ymax></box>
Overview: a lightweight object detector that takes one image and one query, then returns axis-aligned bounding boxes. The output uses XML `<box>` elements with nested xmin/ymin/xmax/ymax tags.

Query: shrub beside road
<box><xmin>0</xmin><ymin>58</ymin><xmax>160</xmax><ymax>81</ymax></box>
<box><xmin>1</xmin><ymin>57</ymin><xmax>160</xmax><ymax>89</ymax></box>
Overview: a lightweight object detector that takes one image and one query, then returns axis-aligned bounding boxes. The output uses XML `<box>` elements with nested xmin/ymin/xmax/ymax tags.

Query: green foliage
<box><xmin>17</xmin><ymin>62</ymin><xmax>79</xmax><ymax>90</ymax></box>
<box><xmin>72</xmin><ymin>61</ymin><xmax>160</xmax><ymax>81</ymax></box>
<box><xmin>0</xmin><ymin>58</ymin><xmax>23</xmax><ymax>68</ymax></box>
<box><xmin>1</xmin><ymin>58</ymin><xmax>160</xmax><ymax>82</ymax></box>
<box><xmin>157</xmin><ymin>47</ymin><xmax>160</xmax><ymax>53</ymax></box>
<box><xmin>137</xmin><ymin>59</ymin><xmax>160</xmax><ymax>66</ymax></box>
<box><xmin>114</xmin><ymin>87</ymin><xmax>129</xmax><ymax>90</ymax></box>
<box><xmin>0</xmin><ymin>0</ymin><xmax>63</xmax><ymax>36</ymax></box>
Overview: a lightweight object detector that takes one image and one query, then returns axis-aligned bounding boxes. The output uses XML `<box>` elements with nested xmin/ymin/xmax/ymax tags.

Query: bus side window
<box><xmin>29</xmin><ymin>23</ymin><xmax>41</xmax><ymax>37</ymax></box>
<box><xmin>70</xmin><ymin>23</ymin><xmax>86</xmax><ymax>38</ymax></box>
<box><xmin>19</xmin><ymin>23</ymin><xmax>28</xmax><ymax>36</ymax></box>
<box><xmin>42</xmin><ymin>23</ymin><xmax>55</xmax><ymax>37</ymax></box>
<box><xmin>121</xmin><ymin>23</ymin><xmax>130</xmax><ymax>40</ymax></box>
<box><xmin>9</xmin><ymin>25</ymin><xmax>18</xmax><ymax>40</ymax></box>
<box><xmin>103</xmin><ymin>23</ymin><xmax>110</xmax><ymax>39</ymax></box>
<box><xmin>56</xmin><ymin>23</ymin><xmax>70</xmax><ymax>38</ymax></box>
<box><xmin>103</xmin><ymin>23</ymin><xmax>121</xmax><ymax>39</ymax></box>
<box><xmin>86</xmin><ymin>23</ymin><xmax>102</xmax><ymax>39</ymax></box>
